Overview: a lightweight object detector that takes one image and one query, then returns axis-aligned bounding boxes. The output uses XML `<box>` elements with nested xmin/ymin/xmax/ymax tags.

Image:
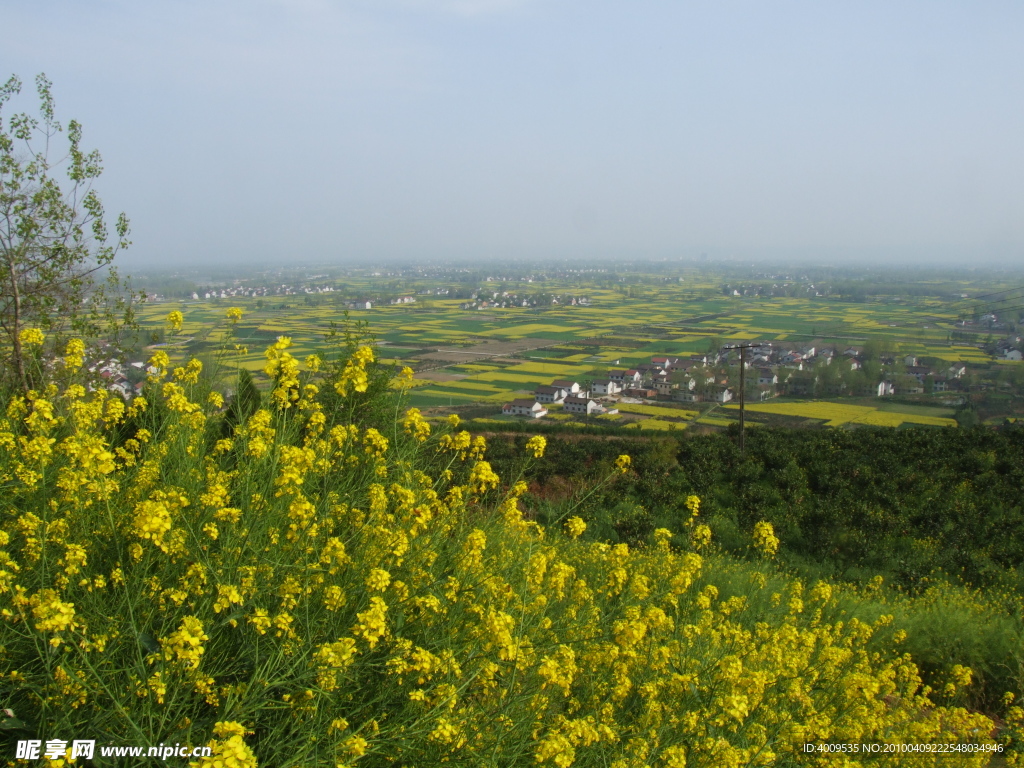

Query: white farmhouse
<box><xmin>592</xmin><ymin>380</ymin><xmax>622</xmax><ymax>396</ymax></box>
<box><xmin>563</xmin><ymin>396</ymin><xmax>603</xmax><ymax>415</ymax></box>
<box><xmin>551</xmin><ymin>379</ymin><xmax>583</xmax><ymax>394</ymax></box>
<box><xmin>534</xmin><ymin>385</ymin><xmax>567</xmax><ymax>404</ymax></box>
<box><xmin>502</xmin><ymin>399</ymin><xmax>548</xmax><ymax>418</ymax></box>
<box><xmin>713</xmin><ymin>387</ymin><xmax>734</xmax><ymax>403</ymax></box>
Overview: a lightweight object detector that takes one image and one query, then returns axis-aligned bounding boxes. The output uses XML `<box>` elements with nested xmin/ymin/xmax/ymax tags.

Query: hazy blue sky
<box><xmin>4</xmin><ymin>1</ymin><xmax>1024</xmax><ymax>267</ymax></box>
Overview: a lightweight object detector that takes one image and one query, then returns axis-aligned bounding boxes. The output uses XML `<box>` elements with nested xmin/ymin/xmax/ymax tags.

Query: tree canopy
<box><xmin>0</xmin><ymin>73</ymin><xmax>132</xmax><ymax>389</ymax></box>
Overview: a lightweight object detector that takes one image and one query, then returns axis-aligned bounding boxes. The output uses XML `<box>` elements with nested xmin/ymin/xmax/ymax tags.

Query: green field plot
<box><xmin>478</xmin><ymin>323</ymin><xmax>577</xmax><ymax>337</ymax></box>
<box><xmin>504</xmin><ymin>361</ymin><xmax>592</xmax><ymax>376</ymax></box>
<box><xmin>474</xmin><ymin>371</ymin><xmax>546</xmax><ymax>385</ymax></box>
<box><xmin>430</xmin><ymin>380</ymin><xmax>505</xmax><ymax>394</ymax></box>
<box><xmin>614</xmin><ymin>403</ymin><xmax>698</xmax><ymax>420</ymax></box>
<box><xmin>408</xmin><ymin>389</ymin><xmax>492</xmax><ymax>406</ymax></box>
<box><xmin>875</xmin><ymin>402</ymin><xmax>956</xmax><ymax>418</ymax></box>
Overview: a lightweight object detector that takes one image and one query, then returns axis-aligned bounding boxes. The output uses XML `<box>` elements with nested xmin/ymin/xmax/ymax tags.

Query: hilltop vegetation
<box><xmin>2</xmin><ymin>320</ymin><xmax>1021</xmax><ymax>766</ymax></box>
<box><xmin>488</xmin><ymin>426</ymin><xmax>1024</xmax><ymax>717</ymax></box>
<box><xmin>497</xmin><ymin>426</ymin><xmax>1024</xmax><ymax>591</ymax></box>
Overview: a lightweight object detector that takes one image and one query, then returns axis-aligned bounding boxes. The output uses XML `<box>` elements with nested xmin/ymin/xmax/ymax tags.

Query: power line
<box><xmin>957</xmin><ymin>304</ymin><xmax>1024</xmax><ymax>318</ymax></box>
<box><xmin>958</xmin><ymin>295</ymin><xmax>1024</xmax><ymax>312</ymax></box>
<box><xmin>950</xmin><ymin>285</ymin><xmax>1024</xmax><ymax>304</ymax></box>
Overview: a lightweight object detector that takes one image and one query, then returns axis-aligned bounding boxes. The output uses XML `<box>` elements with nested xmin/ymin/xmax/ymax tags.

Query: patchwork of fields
<box><xmin>137</xmin><ymin>269</ymin><xmax>1017</xmax><ymax>430</ymax></box>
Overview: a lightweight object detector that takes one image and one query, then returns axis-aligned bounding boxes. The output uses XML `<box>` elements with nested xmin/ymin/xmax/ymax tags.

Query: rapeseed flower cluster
<box><xmin>752</xmin><ymin>521</ymin><xmax>780</xmax><ymax>558</ymax></box>
<box><xmin>19</xmin><ymin>328</ymin><xmax>45</xmax><ymax>346</ymax></box>
<box><xmin>0</xmin><ymin>331</ymin><xmax>1016</xmax><ymax>767</ymax></box>
<box><xmin>335</xmin><ymin>345</ymin><xmax>374</xmax><ymax>397</ymax></box>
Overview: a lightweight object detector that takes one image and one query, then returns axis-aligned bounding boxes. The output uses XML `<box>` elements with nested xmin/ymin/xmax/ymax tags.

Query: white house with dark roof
<box><xmin>534</xmin><ymin>385</ymin><xmax>566</xmax><ymax>404</ymax></box>
<box><xmin>551</xmin><ymin>379</ymin><xmax>582</xmax><ymax>394</ymax></box>
<box><xmin>906</xmin><ymin>365</ymin><xmax>932</xmax><ymax>383</ymax></box>
<box><xmin>563</xmin><ymin>395</ymin><xmax>603</xmax><ymax>415</ymax></box>
<box><xmin>650</xmin><ymin>356</ymin><xmax>680</xmax><ymax>368</ymax></box>
<box><xmin>608</xmin><ymin>369</ymin><xmax>641</xmax><ymax>384</ymax></box>
<box><xmin>502</xmin><ymin>399</ymin><xmax>548</xmax><ymax>418</ymax></box>
<box><xmin>592</xmin><ymin>379</ymin><xmax>622</xmax><ymax>396</ymax></box>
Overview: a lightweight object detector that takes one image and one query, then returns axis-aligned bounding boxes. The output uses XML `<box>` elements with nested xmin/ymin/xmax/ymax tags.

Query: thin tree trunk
<box><xmin>5</xmin><ymin>258</ymin><xmax>29</xmax><ymax>392</ymax></box>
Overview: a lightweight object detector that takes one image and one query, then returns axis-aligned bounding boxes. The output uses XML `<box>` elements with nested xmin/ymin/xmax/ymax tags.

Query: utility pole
<box><xmin>723</xmin><ymin>342</ymin><xmax>765</xmax><ymax>455</ymax></box>
<box><xmin>739</xmin><ymin>345</ymin><xmax>746</xmax><ymax>454</ymax></box>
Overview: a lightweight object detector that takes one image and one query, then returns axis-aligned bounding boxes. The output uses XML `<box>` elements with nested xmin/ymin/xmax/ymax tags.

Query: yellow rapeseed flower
<box><xmin>525</xmin><ymin>435</ymin><xmax>547</xmax><ymax>458</ymax></box>
<box><xmin>402</xmin><ymin>408</ymin><xmax>431</xmax><ymax>442</ymax></box>
<box><xmin>752</xmin><ymin>521</ymin><xmax>780</xmax><ymax>558</ymax></box>
<box><xmin>565</xmin><ymin>517</ymin><xmax>586</xmax><ymax>539</ymax></box>
<box><xmin>64</xmin><ymin>338</ymin><xmax>86</xmax><ymax>372</ymax></box>
<box><xmin>19</xmin><ymin>328</ymin><xmax>45</xmax><ymax>346</ymax></box>
<box><xmin>166</xmin><ymin>310</ymin><xmax>184</xmax><ymax>332</ymax></box>
<box><xmin>691</xmin><ymin>524</ymin><xmax>712</xmax><ymax>549</ymax></box>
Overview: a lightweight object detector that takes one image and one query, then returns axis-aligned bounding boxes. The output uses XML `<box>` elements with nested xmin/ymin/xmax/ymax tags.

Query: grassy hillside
<box><xmin>0</xmin><ymin>328</ymin><xmax>1020</xmax><ymax>765</ymax></box>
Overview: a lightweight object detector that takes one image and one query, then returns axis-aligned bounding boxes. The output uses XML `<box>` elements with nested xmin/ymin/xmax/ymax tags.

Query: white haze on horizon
<box><xmin>4</xmin><ymin>1</ymin><xmax>1024</xmax><ymax>269</ymax></box>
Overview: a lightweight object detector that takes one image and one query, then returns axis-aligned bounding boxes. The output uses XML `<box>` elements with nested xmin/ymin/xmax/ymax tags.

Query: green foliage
<box><xmin>487</xmin><ymin>427</ymin><xmax>1024</xmax><ymax>714</ymax></box>
<box><xmin>221</xmin><ymin>368</ymin><xmax>262</xmax><ymax>437</ymax></box>
<box><xmin>0</xmin><ymin>74</ymin><xmax>135</xmax><ymax>390</ymax></box>
<box><xmin>495</xmin><ymin>428</ymin><xmax>1024</xmax><ymax>593</ymax></box>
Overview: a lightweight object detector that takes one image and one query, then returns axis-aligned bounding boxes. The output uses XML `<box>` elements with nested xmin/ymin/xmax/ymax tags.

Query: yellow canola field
<box><xmin>624</xmin><ymin>418</ymin><xmax>685</xmax><ymax>431</ymax></box>
<box><xmin>615</xmin><ymin>403</ymin><xmax>698</xmax><ymax>420</ymax></box>
<box><xmin>728</xmin><ymin>401</ymin><xmax>957</xmax><ymax>428</ymax></box>
<box><xmin>389</xmin><ymin>378</ymin><xmax>431</xmax><ymax>390</ymax></box>
<box><xmin>452</xmin><ymin>364</ymin><xmax>499</xmax><ymax>371</ymax></box>
<box><xmin>697</xmin><ymin>416</ymin><xmax>737</xmax><ymax>427</ymax></box>
<box><xmin>478</xmin><ymin>323</ymin><xmax>576</xmax><ymax>337</ymax></box>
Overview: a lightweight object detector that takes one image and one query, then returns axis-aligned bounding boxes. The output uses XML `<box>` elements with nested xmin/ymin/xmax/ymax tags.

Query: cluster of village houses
<box><xmin>460</xmin><ymin>292</ymin><xmax>591</xmax><ymax>310</ymax></box>
<box><xmin>501</xmin><ymin>343</ymin><xmax>985</xmax><ymax>419</ymax></box>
